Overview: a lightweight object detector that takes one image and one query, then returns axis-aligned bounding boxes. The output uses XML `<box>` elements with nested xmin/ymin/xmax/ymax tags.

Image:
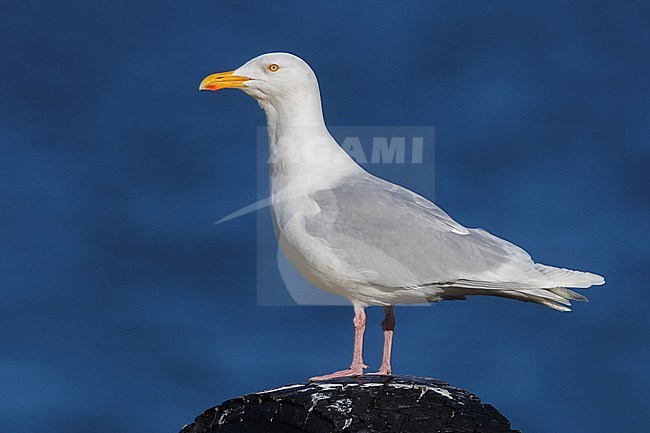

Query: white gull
<box><xmin>199</xmin><ymin>53</ymin><xmax>605</xmax><ymax>381</ymax></box>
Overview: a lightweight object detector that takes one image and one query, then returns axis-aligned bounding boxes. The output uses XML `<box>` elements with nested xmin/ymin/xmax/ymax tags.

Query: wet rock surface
<box><xmin>180</xmin><ymin>375</ymin><xmax>520</xmax><ymax>432</ymax></box>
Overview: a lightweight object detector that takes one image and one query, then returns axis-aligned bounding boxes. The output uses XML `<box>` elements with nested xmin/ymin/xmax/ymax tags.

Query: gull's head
<box><xmin>199</xmin><ymin>53</ymin><xmax>320</xmax><ymax>107</ymax></box>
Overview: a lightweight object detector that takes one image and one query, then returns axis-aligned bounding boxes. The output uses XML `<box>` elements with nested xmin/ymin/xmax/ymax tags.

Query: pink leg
<box><xmin>310</xmin><ymin>305</ymin><xmax>368</xmax><ymax>381</ymax></box>
<box><xmin>371</xmin><ymin>306</ymin><xmax>395</xmax><ymax>375</ymax></box>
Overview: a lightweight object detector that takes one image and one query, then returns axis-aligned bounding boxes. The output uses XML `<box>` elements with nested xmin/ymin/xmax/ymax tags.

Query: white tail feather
<box><xmin>434</xmin><ymin>263</ymin><xmax>604</xmax><ymax>312</ymax></box>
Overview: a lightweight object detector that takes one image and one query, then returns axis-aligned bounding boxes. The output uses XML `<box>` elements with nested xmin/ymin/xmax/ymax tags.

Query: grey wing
<box><xmin>305</xmin><ymin>174</ymin><xmax>542</xmax><ymax>290</ymax></box>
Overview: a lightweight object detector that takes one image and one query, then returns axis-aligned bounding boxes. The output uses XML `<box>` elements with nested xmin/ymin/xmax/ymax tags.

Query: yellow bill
<box><xmin>199</xmin><ymin>70</ymin><xmax>250</xmax><ymax>91</ymax></box>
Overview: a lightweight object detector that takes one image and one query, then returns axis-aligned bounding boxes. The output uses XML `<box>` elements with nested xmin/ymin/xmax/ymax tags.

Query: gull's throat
<box><xmin>262</xmin><ymin>93</ymin><xmax>359</xmax><ymax>182</ymax></box>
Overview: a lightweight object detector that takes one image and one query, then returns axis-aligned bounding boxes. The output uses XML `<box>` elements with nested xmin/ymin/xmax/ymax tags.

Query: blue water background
<box><xmin>1</xmin><ymin>1</ymin><xmax>649</xmax><ymax>432</ymax></box>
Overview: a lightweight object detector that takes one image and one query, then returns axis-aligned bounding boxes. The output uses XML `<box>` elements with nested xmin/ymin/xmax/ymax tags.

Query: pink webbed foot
<box><xmin>310</xmin><ymin>306</ymin><xmax>368</xmax><ymax>382</ymax></box>
<box><xmin>309</xmin><ymin>363</ymin><xmax>368</xmax><ymax>382</ymax></box>
<box><xmin>367</xmin><ymin>366</ymin><xmax>391</xmax><ymax>376</ymax></box>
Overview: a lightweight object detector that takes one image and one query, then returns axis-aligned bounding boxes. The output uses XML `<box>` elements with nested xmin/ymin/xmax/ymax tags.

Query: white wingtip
<box><xmin>534</xmin><ymin>264</ymin><xmax>605</xmax><ymax>288</ymax></box>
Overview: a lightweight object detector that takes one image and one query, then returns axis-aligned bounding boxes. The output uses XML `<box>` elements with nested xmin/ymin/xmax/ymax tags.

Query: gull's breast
<box><xmin>270</xmin><ymin>193</ymin><xmax>362</xmax><ymax>298</ymax></box>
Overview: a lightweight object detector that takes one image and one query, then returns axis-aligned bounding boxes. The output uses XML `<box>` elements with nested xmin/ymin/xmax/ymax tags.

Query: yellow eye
<box><xmin>267</xmin><ymin>63</ymin><xmax>280</xmax><ymax>72</ymax></box>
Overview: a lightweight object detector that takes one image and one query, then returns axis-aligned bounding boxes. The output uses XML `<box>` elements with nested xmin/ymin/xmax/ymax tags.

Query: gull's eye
<box><xmin>267</xmin><ymin>63</ymin><xmax>280</xmax><ymax>72</ymax></box>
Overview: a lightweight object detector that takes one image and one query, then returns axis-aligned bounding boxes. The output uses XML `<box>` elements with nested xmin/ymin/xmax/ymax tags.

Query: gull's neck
<box><xmin>260</xmin><ymin>89</ymin><xmax>360</xmax><ymax>191</ymax></box>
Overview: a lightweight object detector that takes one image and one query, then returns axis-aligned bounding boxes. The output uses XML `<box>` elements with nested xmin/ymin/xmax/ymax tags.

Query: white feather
<box><xmin>228</xmin><ymin>52</ymin><xmax>605</xmax><ymax>310</ymax></box>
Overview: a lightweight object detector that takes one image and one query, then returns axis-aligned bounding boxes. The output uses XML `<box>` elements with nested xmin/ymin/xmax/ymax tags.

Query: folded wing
<box><xmin>306</xmin><ymin>173</ymin><xmax>604</xmax><ymax>310</ymax></box>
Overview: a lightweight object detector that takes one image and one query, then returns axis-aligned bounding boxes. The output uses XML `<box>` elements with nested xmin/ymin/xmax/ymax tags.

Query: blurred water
<box><xmin>0</xmin><ymin>1</ymin><xmax>648</xmax><ymax>432</ymax></box>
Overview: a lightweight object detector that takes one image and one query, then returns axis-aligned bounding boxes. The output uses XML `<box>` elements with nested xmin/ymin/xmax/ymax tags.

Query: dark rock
<box><xmin>180</xmin><ymin>375</ymin><xmax>521</xmax><ymax>433</ymax></box>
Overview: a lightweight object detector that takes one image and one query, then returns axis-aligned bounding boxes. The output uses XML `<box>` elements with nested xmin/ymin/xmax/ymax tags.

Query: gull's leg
<box><xmin>310</xmin><ymin>305</ymin><xmax>368</xmax><ymax>381</ymax></box>
<box><xmin>370</xmin><ymin>306</ymin><xmax>395</xmax><ymax>375</ymax></box>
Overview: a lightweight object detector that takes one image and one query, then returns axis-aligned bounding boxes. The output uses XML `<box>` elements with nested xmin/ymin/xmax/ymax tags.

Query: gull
<box><xmin>199</xmin><ymin>53</ymin><xmax>605</xmax><ymax>381</ymax></box>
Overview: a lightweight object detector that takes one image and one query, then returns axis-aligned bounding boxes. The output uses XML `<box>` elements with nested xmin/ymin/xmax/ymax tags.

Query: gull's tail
<box><xmin>437</xmin><ymin>264</ymin><xmax>605</xmax><ymax>312</ymax></box>
<box><xmin>514</xmin><ymin>264</ymin><xmax>605</xmax><ymax>311</ymax></box>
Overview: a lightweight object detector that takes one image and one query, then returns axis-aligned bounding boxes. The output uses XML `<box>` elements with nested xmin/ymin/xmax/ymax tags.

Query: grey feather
<box><xmin>306</xmin><ymin>172</ymin><xmax>604</xmax><ymax>310</ymax></box>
